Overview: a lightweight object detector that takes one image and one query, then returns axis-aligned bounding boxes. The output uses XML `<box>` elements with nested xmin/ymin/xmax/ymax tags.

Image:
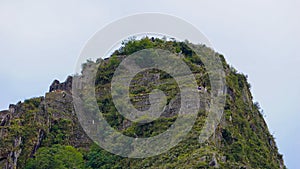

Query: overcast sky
<box><xmin>0</xmin><ymin>0</ymin><xmax>299</xmax><ymax>168</ymax></box>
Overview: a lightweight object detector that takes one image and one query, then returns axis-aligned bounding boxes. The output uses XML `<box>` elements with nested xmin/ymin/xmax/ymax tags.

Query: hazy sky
<box><xmin>0</xmin><ymin>0</ymin><xmax>299</xmax><ymax>168</ymax></box>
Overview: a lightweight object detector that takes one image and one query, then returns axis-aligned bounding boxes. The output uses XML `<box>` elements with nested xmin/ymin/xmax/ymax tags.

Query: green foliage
<box><xmin>87</xmin><ymin>38</ymin><xmax>284</xmax><ymax>168</ymax></box>
<box><xmin>25</xmin><ymin>144</ymin><xmax>85</xmax><ymax>169</ymax></box>
<box><xmin>43</xmin><ymin>118</ymin><xmax>72</xmax><ymax>145</ymax></box>
<box><xmin>86</xmin><ymin>144</ymin><xmax>121</xmax><ymax>169</ymax></box>
<box><xmin>95</xmin><ymin>55</ymin><xmax>121</xmax><ymax>85</ymax></box>
<box><xmin>119</xmin><ymin>37</ymin><xmax>154</xmax><ymax>55</ymax></box>
<box><xmin>2</xmin><ymin>38</ymin><xmax>284</xmax><ymax>169</ymax></box>
<box><xmin>24</xmin><ymin>97</ymin><xmax>43</xmax><ymax>108</ymax></box>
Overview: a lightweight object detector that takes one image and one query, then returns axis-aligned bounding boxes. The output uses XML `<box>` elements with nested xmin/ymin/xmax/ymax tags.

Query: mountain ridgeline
<box><xmin>0</xmin><ymin>38</ymin><xmax>285</xmax><ymax>169</ymax></box>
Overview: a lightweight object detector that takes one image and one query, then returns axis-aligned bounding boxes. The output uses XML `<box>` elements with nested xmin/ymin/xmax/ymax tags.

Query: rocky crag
<box><xmin>0</xmin><ymin>38</ymin><xmax>285</xmax><ymax>169</ymax></box>
<box><xmin>0</xmin><ymin>77</ymin><xmax>92</xmax><ymax>169</ymax></box>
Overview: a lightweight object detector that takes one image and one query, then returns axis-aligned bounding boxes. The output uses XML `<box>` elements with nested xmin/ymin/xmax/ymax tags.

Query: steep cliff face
<box><xmin>0</xmin><ymin>82</ymin><xmax>92</xmax><ymax>169</ymax></box>
<box><xmin>0</xmin><ymin>38</ymin><xmax>285</xmax><ymax>169</ymax></box>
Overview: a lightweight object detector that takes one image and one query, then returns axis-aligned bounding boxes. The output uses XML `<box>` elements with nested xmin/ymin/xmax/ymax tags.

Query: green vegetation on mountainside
<box><xmin>84</xmin><ymin>38</ymin><xmax>284</xmax><ymax>169</ymax></box>
<box><xmin>0</xmin><ymin>38</ymin><xmax>285</xmax><ymax>169</ymax></box>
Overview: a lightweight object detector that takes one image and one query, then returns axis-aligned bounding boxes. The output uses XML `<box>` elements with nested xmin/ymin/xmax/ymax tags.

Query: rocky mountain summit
<box><xmin>0</xmin><ymin>38</ymin><xmax>285</xmax><ymax>169</ymax></box>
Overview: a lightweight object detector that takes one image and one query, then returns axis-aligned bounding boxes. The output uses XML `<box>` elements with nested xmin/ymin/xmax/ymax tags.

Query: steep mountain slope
<box><xmin>0</xmin><ymin>38</ymin><xmax>285</xmax><ymax>169</ymax></box>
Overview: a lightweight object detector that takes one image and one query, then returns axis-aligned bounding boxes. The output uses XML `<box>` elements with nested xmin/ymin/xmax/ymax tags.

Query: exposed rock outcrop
<box><xmin>0</xmin><ymin>76</ymin><xmax>92</xmax><ymax>169</ymax></box>
<box><xmin>49</xmin><ymin>76</ymin><xmax>73</xmax><ymax>93</ymax></box>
